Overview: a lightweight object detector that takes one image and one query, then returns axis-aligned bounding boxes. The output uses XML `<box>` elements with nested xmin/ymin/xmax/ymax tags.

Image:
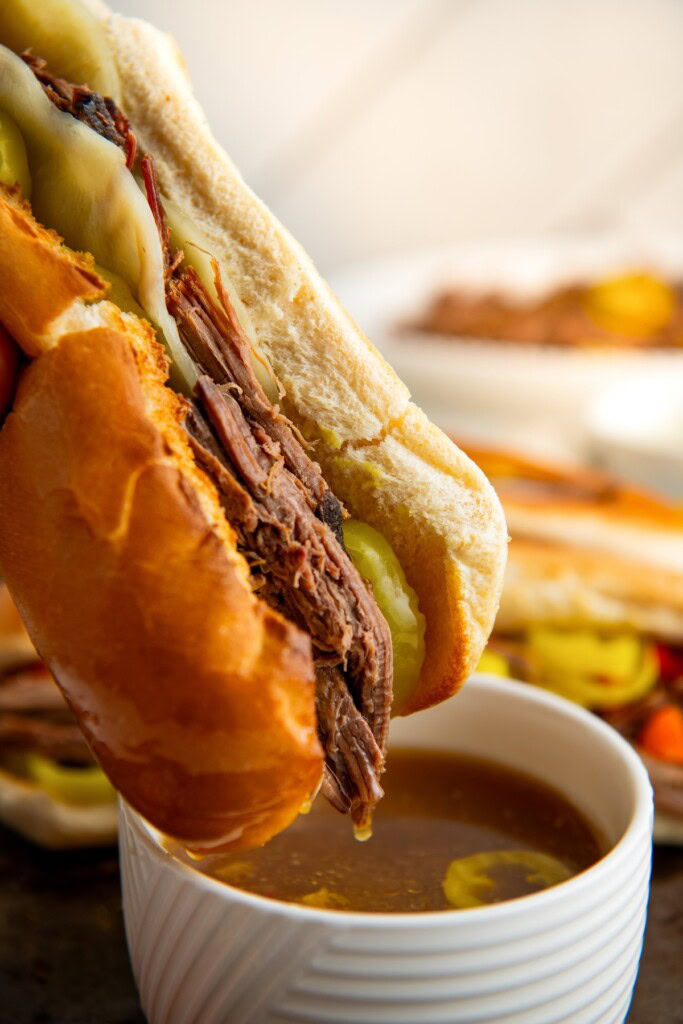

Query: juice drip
<box><xmin>353</xmin><ymin>820</ymin><xmax>373</xmax><ymax>842</ymax></box>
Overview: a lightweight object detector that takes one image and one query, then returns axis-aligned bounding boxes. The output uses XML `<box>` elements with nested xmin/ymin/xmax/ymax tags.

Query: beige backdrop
<box><xmin>115</xmin><ymin>0</ymin><xmax>683</xmax><ymax>271</ymax></box>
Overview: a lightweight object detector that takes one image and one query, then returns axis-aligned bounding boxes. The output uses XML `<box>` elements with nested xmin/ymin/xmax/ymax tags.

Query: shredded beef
<box><xmin>185</xmin><ymin>381</ymin><xmax>391</xmax><ymax>826</ymax></box>
<box><xmin>0</xmin><ymin>712</ymin><xmax>93</xmax><ymax>763</ymax></box>
<box><xmin>22</xmin><ymin>52</ymin><xmax>136</xmax><ymax>169</ymax></box>
<box><xmin>316</xmin><ymin>667</ymin><xmax>384</xmax><ymax>819</ymax></box>
<box><xmin>167</xmin><ymin>267</ymin><xmax>336</xmax><ymax>519</ymax></box>
<box><xmin>638</xmin><ymin>750</ymin><xmax>683</xmax><ymax>821</ymax></box>
<box><xmin>318</xmin><ymin>491</ymin><xmax>345</xmax><ymax>549</ymax></box>
<box><xmin>0</xmin><ymin>665</ymin><xmax>66</xmax><ymax>712</ymax></box>
<box><xmin>177</xmin><ymin>285</ymin><xmax>393</xmax><ymax>825</ymax></box>
<box><xmin>193</xmin><ymin>373</ymin><xmax>391</xmax><ymax>724</ymax></box>
<box><xmin>25</xmin><ymin>56</ymin><xmax>394</xmax><ymax>826</ymax></box>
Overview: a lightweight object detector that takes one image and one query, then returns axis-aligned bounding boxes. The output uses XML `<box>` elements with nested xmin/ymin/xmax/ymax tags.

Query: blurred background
<box><xmin>114</xmin><ymin>0</ymin><xmax>683</xmax><ymax>267</ymax></box>
<box><xmin>2</xmin><ymin>3</ymin><xmax>683</xmax><ymax>1019</ymax></box>
<box><xmin>114</xmin><ymin>0</ymin><xmax>683</xmax><ymax>486</ymax></box>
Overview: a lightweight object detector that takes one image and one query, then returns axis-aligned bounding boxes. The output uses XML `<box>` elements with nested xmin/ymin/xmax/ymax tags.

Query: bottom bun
<box><xmin>0</xmin><ymin>767</ymin><xmax>118</xmax><ymax>849</ymax></box>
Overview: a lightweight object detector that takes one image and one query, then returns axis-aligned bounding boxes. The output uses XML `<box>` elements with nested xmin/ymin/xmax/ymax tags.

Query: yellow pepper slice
<box><xmin>527</xmin><ymin>627</ymin><xmax>643</xmax><ymax>681</ymax></box>
<box><xmin>476</xmin><ymin>650</ymin><xmax>510</xmax><ymax>677</ymax></box>
<box><xmin>525</xmin><ymin>627</ymin><xmax>659</xmax><ymax>709</ymax></box>
<box><xmin>443</xmin><ymin>850</ymin><xmax>571</xmax><ymax>909</ymax></box>
<box><xmin>536</xmin><ymin>647</ymin><xmax>659</xmax><ymax>709</ymax></box>
<box><xmin>22</xmin><ymin>752</ymin><xmax>116</xmax><ymax>806</ymax></box>
<box><xmin>0</xmin><ymin>108</ymin><xmax>31</xmax><ymax>197</ymax></box>
<box><xmin>343</xmin><ymin>520</ymin><xmax>425</xmax><ymax>713</ymax></box>
<box><xmin>583</xmin><ymin>272</ymin><xmax>675</xmax><ymax>337</ymax></box>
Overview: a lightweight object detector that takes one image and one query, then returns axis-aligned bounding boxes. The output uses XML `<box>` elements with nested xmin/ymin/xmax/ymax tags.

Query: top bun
<box><xmin>93</xmin><ymin>4</ymin><xmax>508</xmax><ymax>710</ymax></box>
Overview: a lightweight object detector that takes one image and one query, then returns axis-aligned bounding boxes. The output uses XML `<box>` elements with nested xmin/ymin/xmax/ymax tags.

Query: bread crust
<box><xmin>0</xmin><ymin>196</ymin><xmax>322</xmax><ymax>850</ymax></box>
<box><xmin>467</xmin><ymin>444</ymin><xmax>683</xmax><ymax>640</ymax></box>
<box><xmin>466</xmin><ymin>443</ymin><xmax>683</xmax><ymax>534</ymax></box>
<box><xmin>0</xmin><ymin>579</ymin><xmax>36</xmax><ymax>671</ymax></box>
<box><xmin>498</xmin><ymin>538</ymin><xmax>683</xmax><ymax>640</ymax></box>
<box><xmin>0</xmin><ymin>189</ymin><xmax>104</xmax><ymax>355</ymax></box>
<box><xmin>325</xmin><ymin>407</ymin><xmax>508</xmax><ymax>712</ymax></box>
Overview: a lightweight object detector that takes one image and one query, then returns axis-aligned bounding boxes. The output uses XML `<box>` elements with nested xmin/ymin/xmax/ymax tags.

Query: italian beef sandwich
<box><xmin>0</xmin><ymin>0</ymin><xmax>507</xmax><ymax>853</ymax></box>
<box><xmin>467</xmin><ymin>445</ymin><xmax>683</xmax><ymax>844</ymax></box>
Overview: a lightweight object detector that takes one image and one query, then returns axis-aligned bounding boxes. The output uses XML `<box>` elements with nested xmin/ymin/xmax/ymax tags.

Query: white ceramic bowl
<box><xmin>119</xmin><ymin>676</ymin><xmax>653</xmax><ymax>1024</ymax></box>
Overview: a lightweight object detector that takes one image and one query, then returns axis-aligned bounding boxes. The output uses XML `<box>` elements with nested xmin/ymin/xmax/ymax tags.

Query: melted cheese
<box><xmin>0</xmin><ymin>0</ymin><xmax>120</xmax><ymax>99</ymax></box>
<box><xmin>0</xmin><ymin>43</ymin><xmax>198</xmax><ymax>390</ymax></box>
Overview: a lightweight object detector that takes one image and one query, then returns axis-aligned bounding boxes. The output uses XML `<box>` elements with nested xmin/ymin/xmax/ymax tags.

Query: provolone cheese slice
<box><xmin>0</xmin><ymin>43</ymin><xmax>198</xmax><ymax>390</ymax></box>
<box><xmin>0</xmin><ymin>0</ymin><xmax>120</xmax><ymax>99</ymax></box>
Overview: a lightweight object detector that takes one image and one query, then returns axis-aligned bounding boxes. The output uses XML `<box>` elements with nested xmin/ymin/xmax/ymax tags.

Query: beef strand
<box><xmin>25</xmin><ymin>54</ymin><xmax>394</xmax><ymax>826</ymax></box>
<box><xmin>193</xmin><ymin>369</ymin><xmax>392</xmax><ymax>746</ymax></box>
<box><xmin>22</xmin><ymin>52</ymin><xmax>137</xmax><ymax>169</ymax></box>
<box><xmin>186</xmin><ymin>383</ymin><xmax>391</xmax><ymax>827</ymax></box>
<box><xmin>168</xmin><ymin>268</ymin><xmax>339</xmax><ymax>526</ymax></box>
<box><xmin>316</xmin><ymin>667</ymin><xmax>384</xmax><ymax>821</ymax></box>
<box><xmin>163</xmin><ymin>242</ymin><xmax>393</xmax><ymax>824</ymax></box>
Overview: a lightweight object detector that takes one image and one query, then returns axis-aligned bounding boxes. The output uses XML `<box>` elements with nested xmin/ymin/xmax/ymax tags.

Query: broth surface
<box><xmin>178</xmin><ymin>750</ymin><xmax>605</xmax><ymax>913</ymax></box>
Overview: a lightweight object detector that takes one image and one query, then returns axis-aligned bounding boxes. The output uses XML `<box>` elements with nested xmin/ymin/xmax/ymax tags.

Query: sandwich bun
<box><xmin>0</xmin><ymin>193</ymin><xmax>323</xmax><ymax>851</ymax></box>
<box><xmin>86</xmin><ymin>3</ymin><xmax>506</xmax><ymax>713</ymax></box>
<box><xmin>466</xmin><ymin>445</ymin><xmax>683</xmax><ymax>640</ymax></box>
<box><xmin>0</xmin><ymin>3</ymin><xmax>507</xmax><ymax>851</ymax></box>
<box><xmin>465</xmin><ymin>443</ymin><xmax>683</xmax><ymax>844</ymax></box>
<box><xmin>0</xmin><ymin>575</ymin><xmax>35</xmax><ymax>672</ymax></box>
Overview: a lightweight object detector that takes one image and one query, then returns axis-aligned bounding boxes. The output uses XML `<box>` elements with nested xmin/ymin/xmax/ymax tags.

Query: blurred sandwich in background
<box><xmin>465</xmin><ymin>446</ymin><xmax>683</xmax><ymax>843</ymax></box>
<box><xmin>416</xmin><ymin>270</ymin><xmax>683</xmax><ymax>349</ymax></box>
<box><xmin>0</xmin><ymin>584</ymin><xmax>116</xmax><ymax>848</ymax></box>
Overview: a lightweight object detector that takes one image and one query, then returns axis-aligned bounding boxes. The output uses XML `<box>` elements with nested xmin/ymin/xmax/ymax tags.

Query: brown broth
<box><xmin>177</xmin><ymin>750</ymin><xmax>606</xmax><ymax>913</ymax></box>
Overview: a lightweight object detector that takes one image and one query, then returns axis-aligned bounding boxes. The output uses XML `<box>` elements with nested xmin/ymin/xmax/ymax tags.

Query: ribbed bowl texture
<box><xmin>120</xmin><ymin>675</ymin><xmax>653</xmax><ymax>1024</ymax></box>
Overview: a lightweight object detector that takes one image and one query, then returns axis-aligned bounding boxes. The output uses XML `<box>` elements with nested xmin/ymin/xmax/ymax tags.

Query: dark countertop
<box><xmin>0</xmin><ymin>825</ymin><xmax>680</xmax><ymax>1024</ymax></box>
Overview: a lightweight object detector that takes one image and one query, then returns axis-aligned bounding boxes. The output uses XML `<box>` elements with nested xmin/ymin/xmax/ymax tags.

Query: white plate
<box><xmin>331</xmin><ymin>236</ymin><xmax>683</xmax><ymax>463</ymax></box>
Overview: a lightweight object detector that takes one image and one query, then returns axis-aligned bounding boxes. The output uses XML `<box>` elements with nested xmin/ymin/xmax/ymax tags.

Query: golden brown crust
<box><xmin>464</xmin><ymin>442</ymin><xmax>683</xmax><ymax>532</ymax></box>
<box><xmin>0</xmin><ymin>195</ymin><xmax>322</xmax><ymax>851</ymax></box>
<box><xmin>0</xmin><ymin>581</ymin><xmax>36</xmax><ymax>671</ymax></box>
<box><xmin>403</xmin><ymin>561</ymin><xmax>473</xmax><ymax>715</ymax></box>
<box><xmin>0</xmin><ymin>323</ymin><xmax>323</xmax><ymax>849</ymax></box>
<box><xmin>0</xmin><ymin>186</ymin><xmax>104</xmax><ymax>356</ymax></box>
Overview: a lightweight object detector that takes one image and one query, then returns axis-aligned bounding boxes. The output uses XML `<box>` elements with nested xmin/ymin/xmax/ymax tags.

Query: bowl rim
<box><xmin>120</xmin><ymin>675</ymin><xmax>653</xmax><ymax>929</ymax></box>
